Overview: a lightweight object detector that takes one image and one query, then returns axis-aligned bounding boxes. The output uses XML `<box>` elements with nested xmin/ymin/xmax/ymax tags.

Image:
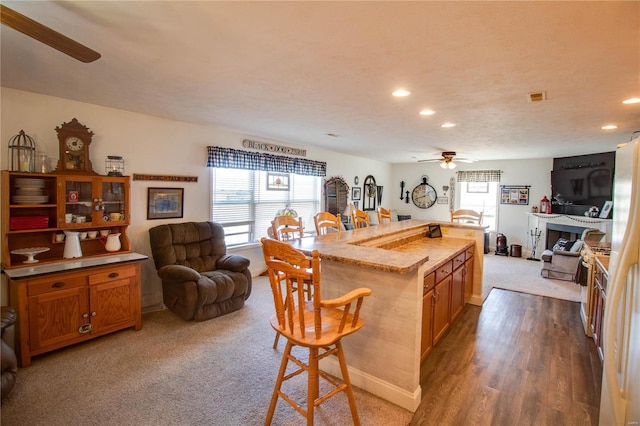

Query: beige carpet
<box><xmin>482</xmin><ymin>254</ymin><xmax>582</xmax><ymax>302</ymax></box>
<box><xmin>1</xmin><ymin>276</ymin><xmax>413</xmax><ymax>426</ymax></box>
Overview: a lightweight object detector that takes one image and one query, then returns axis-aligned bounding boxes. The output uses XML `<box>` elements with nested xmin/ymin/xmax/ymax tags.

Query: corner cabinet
<box><xmin>1</xmin><ymin>171</ymin><xmax>146</xmax><ymax>367</ymax></box>
<box><xmin>323</xmin><ymin>176</ymin><xmax>349</xmax><ymax>217</ymax></box>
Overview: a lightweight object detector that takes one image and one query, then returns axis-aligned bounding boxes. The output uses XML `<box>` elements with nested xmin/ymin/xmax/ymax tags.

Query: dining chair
<box><xmin>271</xmin><ymin>215</ymin><xmax>304</xmax><ymax>241</ymax></box>
<box><xmin>260</xmin><ymin>237</ymin><xmax>371</xmax><ymax>426</ymax></box>
<box><xmin>351</xmin><ymin>208</ymin><xmax>371</xmax><ymax>228</ymax></box>
<box><xmin>314</xmin><ymin>212</ymin><xmax>342</xmax><ymax>235</ymax></box>
<box><xmin>376</xmin><ymin>206</ymin><xmax>392</xmax><ymax>224</ymax></box>
<box><xmin>450</xmin><ymin>209</ymin><xmax>483</xmax><ymax>225</ymax></box>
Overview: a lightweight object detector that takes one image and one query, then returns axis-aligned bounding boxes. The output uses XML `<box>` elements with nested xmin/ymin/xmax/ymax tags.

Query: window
<box><xmin>456</xmin><ymin>169</ymin><xmax>501</xmax><ymax>231</ymax></box>
<box><xmin>211</xmin><ymin>168</ymin><xmax>321</xmax><ymax>246</ymax></box>
<box><xmin>459</xmin><ymin>182</ymin><xmax>499</xmax><ymax>231</ymax></box>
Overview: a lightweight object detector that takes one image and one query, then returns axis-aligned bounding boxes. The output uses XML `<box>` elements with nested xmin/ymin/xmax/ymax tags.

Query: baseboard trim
<box><xmin>320</xmin><ymin>357</ymin><xmax>421</xmax><ymax>412</ymax></box>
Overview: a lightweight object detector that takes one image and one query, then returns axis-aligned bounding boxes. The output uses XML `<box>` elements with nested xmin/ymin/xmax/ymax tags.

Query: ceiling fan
<box><xmin>418</xmin><ymin>151</ymin><xmax>475</xmax><ymax>169</ymax></box>
<box><xmin>0</xmin><ymin>4</ymin><xmax>100</xmax><ymax>63</ymax></box>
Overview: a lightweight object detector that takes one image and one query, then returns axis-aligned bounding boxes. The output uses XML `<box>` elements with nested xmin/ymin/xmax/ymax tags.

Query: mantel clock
<box><xmin>55</xmin><ymin>118</ymin><xmax>97</xmax><ymax>175</ymax></box>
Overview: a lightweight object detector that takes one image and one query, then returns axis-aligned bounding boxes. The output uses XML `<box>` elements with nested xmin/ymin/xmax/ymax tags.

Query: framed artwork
<box><xmin>599</xmin><ymin>201</ymin><xmax>612</xmax><ymax>218</ymax></box>
<box><xmin>352</xmin><ymin>187</ymin><xmax>361</xmax><ymax>200</ymax></box>
<box><xmin>266</xmin><ymin>172</ymin><xmax>290</xmax><ymax>191</ymax></box>
<box><xmin>147</xmin><ymin>187</ymin><xmax>184</xmax><ymax>220</ymax></box>
<box><xmin>500</xmin><ymin>185</ymin><xmax>530</xmax><ymax>205</ymax></box>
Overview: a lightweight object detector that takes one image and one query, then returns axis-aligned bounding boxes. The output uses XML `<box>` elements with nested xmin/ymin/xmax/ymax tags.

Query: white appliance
<box><xmin>599</xmin><ymin>137</ymin><xmax>640</xmax><ymax>425</ymax></box>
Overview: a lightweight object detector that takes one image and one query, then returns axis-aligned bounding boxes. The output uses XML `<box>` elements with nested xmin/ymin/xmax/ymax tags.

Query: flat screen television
<box><xmin>551</xmin><ymin>167</ymin><xmax>612</xmax><ymax>214</ymax></box>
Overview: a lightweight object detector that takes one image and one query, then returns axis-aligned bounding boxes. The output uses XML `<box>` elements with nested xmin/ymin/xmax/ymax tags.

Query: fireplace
<box><xmin>546</xmin><ymin>223</ymin><xmax>588</xmax><ymax>249</ymax></box>
<box><xmin>526</xmin><ymin>213</ymin><xmax>612</xmax><ymax>258</ymax></box>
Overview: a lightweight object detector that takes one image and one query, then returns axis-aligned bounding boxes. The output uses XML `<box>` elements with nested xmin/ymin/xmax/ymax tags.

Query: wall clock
<box><xmin>54</xmin><ymin>118</ymin><xmax>97</xmax><ymax>175</ymax></box>
<box><xmin>411</xmin><ymin>176</ymin><xmax>438</xmax><ymax>209</ymax></box>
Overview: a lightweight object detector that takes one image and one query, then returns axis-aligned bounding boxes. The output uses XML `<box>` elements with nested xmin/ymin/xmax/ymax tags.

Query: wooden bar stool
<box><xmin>261</xmin><ymin>238</ymin><xmax>371</xmax><ymax>426</ymax></box>
<box><xmin>351</xmin><ymin>208</ymin><xmax>370</xmax><ymax>228</ymax></box>
<box><xmin>376</xmin><ymin>207</ymin><xmax>392</xmax><ymax>224</ymax></box>
<box><xmin>314</xmin><ymin>212</ymin><xmax>342</xmax><ymax>235</ymax></box>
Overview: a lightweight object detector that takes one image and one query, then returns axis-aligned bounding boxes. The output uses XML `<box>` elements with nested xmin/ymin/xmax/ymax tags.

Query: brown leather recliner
<box><xmin>1</xmin><ymin>306</ymin><xmax>17</xmax><ymax>402</ymax></box>
<box><xmin>149</xmin><ymin>222</ymin><xmax>252</xmax><ymax>321</ymax></box>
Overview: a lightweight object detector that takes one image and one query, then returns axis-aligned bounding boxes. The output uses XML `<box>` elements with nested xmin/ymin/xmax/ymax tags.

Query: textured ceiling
<box><xmin>1</xmin><ymin>1</ymin><xmax>639</xmax><ymax>163</ymax></box>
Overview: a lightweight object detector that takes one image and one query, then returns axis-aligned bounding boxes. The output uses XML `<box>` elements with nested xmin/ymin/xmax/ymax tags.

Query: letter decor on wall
<box><xmin>242</xmin><ymin>139</ymin><xmax>307</xmax><ymax>157</ymax></box>
<box><xmin>133</xmin><ymin>174</ymin><xmax>198</xmax><ymax>182</ymax></box>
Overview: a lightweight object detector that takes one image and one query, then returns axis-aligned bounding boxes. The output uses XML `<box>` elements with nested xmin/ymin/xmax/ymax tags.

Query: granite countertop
<box><xmin>287</xmin><ymin>219</ymin><xmax>475</xmax><ymax>275</ymax></box>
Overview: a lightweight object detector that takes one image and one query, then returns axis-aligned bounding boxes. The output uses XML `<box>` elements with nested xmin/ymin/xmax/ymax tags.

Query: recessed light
<box><xmin>392</xmin><ymin>89</ymin><xmax>410</xmax><ymax>97</ymax></box>
<box><xmin>622</xmin><ymin>98</ymin><xmax>640</xmax><ymax>104</ymax></box>
<box><xmin>441</xmin><ymin>123</ymin><xmax>456</xmax><ymax>128</ymax></box>
<box><xmin>601</xmin><ymin>125</ymin><xmax>618</xmax><ymax>130</ymax></box>
<box><xmin>419</xmin><ymin>109</ymin><xmax>436</xmax><ymax>116</ymax></box>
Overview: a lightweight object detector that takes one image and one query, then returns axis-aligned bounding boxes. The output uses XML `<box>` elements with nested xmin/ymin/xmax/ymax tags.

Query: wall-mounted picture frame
<box><xmin>500</xmin><ymin>185</ymin><xmax>530</xmax><ymax>205</ymax></box>
<box><xmin>599</xmin><ymin>200</ymin><xmax>613</xmax><ymax>218</ymax></box>
<box><xmin>147</xmin><ymin>187</ymin><xmax>184</xmax><ymax>220</ymax></box>
<box><xmin>352</xmin><ymin>187</ymin><xmax>361</xmax><ymax>200</ymax></box>
<box><xmin>266</xmin><ymin>172</ymin><xmax>290</xmax><ymax>191</ymax></box>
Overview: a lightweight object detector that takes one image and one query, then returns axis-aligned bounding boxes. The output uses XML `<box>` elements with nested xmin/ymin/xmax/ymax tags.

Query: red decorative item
<box><xmin>10</xmin><ymin>216</ymin><xmax>49</xmax><ymax>230</ymax></box>
<box><xmin>540</xmin><ymin>196</ymin><xmax>551</xmax><ymax>214</ymax></box>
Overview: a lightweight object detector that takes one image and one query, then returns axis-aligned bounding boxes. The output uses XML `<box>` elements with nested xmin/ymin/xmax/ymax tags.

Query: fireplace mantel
<box><xmin>526</xmin><ymin>213</ymin><xmax>612</xmax><ymax>257</ymax></box>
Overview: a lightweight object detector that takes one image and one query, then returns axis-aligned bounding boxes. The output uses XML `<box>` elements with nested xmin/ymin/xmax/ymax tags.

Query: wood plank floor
<box><xmin>410</xmin><ymin>288</ymin><xmax>602</xmax><ymax>425</ymax></box>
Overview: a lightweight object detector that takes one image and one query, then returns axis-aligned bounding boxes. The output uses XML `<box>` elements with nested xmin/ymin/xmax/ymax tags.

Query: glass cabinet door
<box><xmin>63</xmin><ymin>178</ymin><xmax>94</xmax><ymax>226</ymax></box>
<box><xmin>100</xmin><ymin>180</ymin><xmax>126</xmax><ymax>223</ymax></box>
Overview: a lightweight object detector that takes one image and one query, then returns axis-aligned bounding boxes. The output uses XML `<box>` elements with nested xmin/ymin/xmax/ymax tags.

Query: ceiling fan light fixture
<box><xmin>440</xmin><ymin>160</ymin><xmax>456</xmax><ymax>169</ymax></box>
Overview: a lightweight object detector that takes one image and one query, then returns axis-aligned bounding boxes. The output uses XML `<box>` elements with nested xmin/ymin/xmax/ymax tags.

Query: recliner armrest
<box><xmin>552</xmin><ymin>250</ymin><xmax>580</xmax><ymax>257</ymax></box>
<box><xmin>216</xmin><ymin>254</ymin><xmax>250</xmax><ymax>272</ymax></box>
<box><xmin>158</xmin><ymin>264</ymin><xmax>202</xmax><ymax>281</ymax></box>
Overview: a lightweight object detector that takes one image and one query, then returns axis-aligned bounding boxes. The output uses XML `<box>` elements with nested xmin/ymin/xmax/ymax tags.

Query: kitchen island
<box><xmin>286</xmin><ymin>219</ymin><xmax>485</xmax><ymax>411</ymax></box>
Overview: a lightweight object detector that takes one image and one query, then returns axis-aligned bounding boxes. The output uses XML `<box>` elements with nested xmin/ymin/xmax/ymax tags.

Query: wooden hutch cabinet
<box><xmin>323</xmin><ymin>176</ymin><xmax>349</xmax><ymax>217</ymax></box>
<box><xmin>1</xmin><ymin>171</ymin><xmax>146</xmax><ymax>367</ymax></box>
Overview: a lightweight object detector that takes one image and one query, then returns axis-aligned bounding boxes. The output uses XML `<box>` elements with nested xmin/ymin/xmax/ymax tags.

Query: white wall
<box><xmin>390</xmin><ymin>158</ymin><xmax>553</xmax><ymax>253</ymax></box>
<box><xmin>1</xmin><ymin>88</ymin><xmax>390</xmax><ymax>308</ymax></box>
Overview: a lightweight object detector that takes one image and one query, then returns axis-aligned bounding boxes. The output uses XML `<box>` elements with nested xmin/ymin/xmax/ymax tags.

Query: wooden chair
<box><xmin>376</xmin><ymin>207</ymin><xmax>392</xmax><ymax>224</ymax></box>
<box><xmin>270</xmin><ymin>215</ymin><xmax>312</xmax><ymax>349</ymax></box>
<box><xmin>450</xmin><ymin>209</ymin><xmax>483</xmax><ymax>225</ymax></box>
<box><xmin>260</xmin><ymin>237</ymin><xmax>371</xmax><ymax>426</ymax></box>
<box><xmin>271</xmin><ymin>215</ymin><xmax>304</xmax><ymax>241</ymax></box>
<box><xmin>351</xmin><ymin>208</ymin><xmax>371</xmax><ymax>228</ymax></box>
<box><xmin>314</xmin><ymin>212</ymin><xmax>342</xmax><ymax>235</ymax></box>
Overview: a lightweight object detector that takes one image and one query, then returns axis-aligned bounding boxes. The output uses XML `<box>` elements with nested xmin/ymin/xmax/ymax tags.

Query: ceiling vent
<box><xmin>528</xmin><ymin>91</ymin><xmax>547</xmax><ymax>102</ymax></box>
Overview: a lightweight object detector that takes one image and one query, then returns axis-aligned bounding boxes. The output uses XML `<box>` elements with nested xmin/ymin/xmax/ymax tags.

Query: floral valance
<box><xmin>207</xmin><ymin>146</ymin><xmax>326</xmax><ymax>177</ymax></box>
<box><xmin>456</xmin><ymin>170</ymin><xmax>502</xmax><ymax>182</ymax></box>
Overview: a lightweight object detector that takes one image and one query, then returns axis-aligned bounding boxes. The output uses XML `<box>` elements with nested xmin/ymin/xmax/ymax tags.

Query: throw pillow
<box><xmin>553</xmin><ymin>238</ymin><xmax>569</xmax><ymax>251</ymax></box>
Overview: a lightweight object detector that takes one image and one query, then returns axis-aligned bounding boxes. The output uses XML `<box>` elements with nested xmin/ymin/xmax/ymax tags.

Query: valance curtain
<box><xmin>207</xmin><ymin>146</ymin><xmax>326</xmax><ymax>177</ymax></box>
<box><xmin>456</xmin><ymin>170</ymin><xmax>501</xmax><ymax>182</ymax></box>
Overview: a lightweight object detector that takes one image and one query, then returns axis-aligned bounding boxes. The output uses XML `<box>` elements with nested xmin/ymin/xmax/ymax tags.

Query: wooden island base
<box><xmin>289</xmin><ymin>220</ymin><xmax>485</xmax><ymax>411</ymax></box>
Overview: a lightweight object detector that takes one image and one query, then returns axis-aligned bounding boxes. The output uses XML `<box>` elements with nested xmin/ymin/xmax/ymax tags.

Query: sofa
<box><xmin>1</xmin><ymin>306</ymin><xmax>17</xmax><ymax>402</ymax></box>
<box><xmin>149</xmin><ymin>222</ymin><xmax>252</xmax><ymax>321</ymax></box>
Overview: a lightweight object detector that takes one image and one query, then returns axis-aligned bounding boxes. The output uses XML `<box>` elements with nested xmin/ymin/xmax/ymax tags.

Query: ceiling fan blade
<box><xmin>417</xmin><ymin>159</ymin><xmax>442</xmax><ymax>163</ymax></box>
<box><xmin>1</xmin><ymin>5</ymin><xmax>100</xmax><ymax>63</ymax></box>
<box><xmin>456</xmin><ymin>159</ymin><xmax>476</xmax><ymax>163</ymax></box>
